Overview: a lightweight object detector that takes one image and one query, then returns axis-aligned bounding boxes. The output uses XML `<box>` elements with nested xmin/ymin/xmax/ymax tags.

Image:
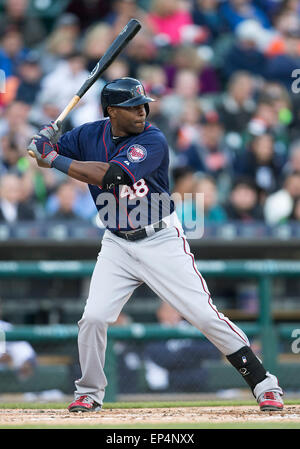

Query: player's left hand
<box><xmin>39</xmin><ymin>120</ymin><xmax>62</xmax><ymax>144</ymax></box>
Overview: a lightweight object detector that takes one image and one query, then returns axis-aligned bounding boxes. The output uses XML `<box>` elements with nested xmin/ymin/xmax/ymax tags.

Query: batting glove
<box><xmin>27</xmin><ymin>134</ymin><xmax>59</xmax><ymax>167</ymax></box>
<box><xmin>27</xmin><ymin>121</ymin><xmax>62</xmax><ymax>167</ymax></box>
<box><xmin>39</xmin><ymin>121</ymin><xmax>62</xmax><ymax>144</ymax></box>
<box><xmin>28</xmin><ymin>121</ymin><xmax>73</xmax><ymax>173</ymax></box>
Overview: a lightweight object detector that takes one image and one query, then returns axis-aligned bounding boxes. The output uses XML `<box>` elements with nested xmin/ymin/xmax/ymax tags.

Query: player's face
<box><xmin>109</xmin><ymin>104</ymin><xmax>147</xmax><ymax>136</ymax></box>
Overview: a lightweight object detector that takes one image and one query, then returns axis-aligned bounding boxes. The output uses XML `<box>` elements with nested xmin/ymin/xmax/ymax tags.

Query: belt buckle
<box><xmin>128</xmin><ymin>228</ymin><xmax>145</xmax><ymax>241</ymax></box>
<box><xmin>124</xmin><ymin>230</ymin><xmax>138</xmax><ymax>241</ymax></box>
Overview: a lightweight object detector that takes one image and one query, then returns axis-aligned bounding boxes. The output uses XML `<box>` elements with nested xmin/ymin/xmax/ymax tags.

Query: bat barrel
<box><xmin>76</xmin><ymin>19</ymin><xmax>141</xmax><ymax>99</ymax></box>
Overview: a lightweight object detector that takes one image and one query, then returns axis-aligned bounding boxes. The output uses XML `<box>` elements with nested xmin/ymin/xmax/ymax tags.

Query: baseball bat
<box><xmin>28</xmin><ymin>18</ymin><xmax>142</xmax><ymax>158</ymax></box>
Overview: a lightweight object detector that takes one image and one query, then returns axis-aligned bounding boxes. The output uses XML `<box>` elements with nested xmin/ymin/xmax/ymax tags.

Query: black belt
<box><xmin>112</xmin><ymin>219</ymin><xmax>167</xmax><ymax>241</ymax></box>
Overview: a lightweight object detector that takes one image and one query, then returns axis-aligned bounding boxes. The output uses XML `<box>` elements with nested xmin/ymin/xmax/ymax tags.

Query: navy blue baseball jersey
<box><xmin>56</xmin><ymin>119</ymin><xmax>174</xmax><ymax>231</ymax></box>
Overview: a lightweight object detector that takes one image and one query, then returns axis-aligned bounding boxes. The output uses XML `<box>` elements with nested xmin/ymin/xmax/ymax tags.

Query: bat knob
<box><xmin>28</xmin><ymin>150</ymin><xmax>36</xmax><ymax>158</ymax></box>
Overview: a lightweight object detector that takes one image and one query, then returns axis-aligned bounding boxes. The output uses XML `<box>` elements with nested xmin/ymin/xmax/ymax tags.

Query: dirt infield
<box><xmin>1</xmin><ymin>405</ymin><xmax>300</xmax><ymax>427</ymax></box>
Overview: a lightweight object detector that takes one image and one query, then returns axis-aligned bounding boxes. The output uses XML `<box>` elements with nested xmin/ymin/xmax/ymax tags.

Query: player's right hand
<box><xmin>27</xmin><ymin>134</ymin><xmax>59</xmax><ymax>168</ymax></box>
<box><xmin>27</xmin><ymin>121</ymin><xmax>62</xmax><ymax>167</ymax></box>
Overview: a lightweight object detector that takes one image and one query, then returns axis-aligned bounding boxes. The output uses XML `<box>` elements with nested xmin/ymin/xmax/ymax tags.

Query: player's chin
<box><xmin>132</xmin><ymin>122</ymin><xmax>145</xmax><ymax>133</ymax></box>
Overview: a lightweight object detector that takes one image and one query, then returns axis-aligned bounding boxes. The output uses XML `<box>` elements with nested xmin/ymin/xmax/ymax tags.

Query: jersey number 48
<box><xmin>120</xmin><ymin>179</ymin><xmax>149</xmax><ymax>200</ymax></box>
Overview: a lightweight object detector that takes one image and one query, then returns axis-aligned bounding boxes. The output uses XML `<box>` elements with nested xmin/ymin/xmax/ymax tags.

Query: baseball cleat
<box><xmin>68</xmin><ymin>395</ymin><xmax>102</xmax><ymax>412</ymax></box>
<box><xmin>258</xmin><ymin>391</ymin><xmax>284</xmax><ymax>411</ymax></box>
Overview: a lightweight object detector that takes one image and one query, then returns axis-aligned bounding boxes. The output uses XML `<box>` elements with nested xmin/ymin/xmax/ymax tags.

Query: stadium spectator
<box><xmin>0</xmin><ymin>172</ymin><xmax>35</xmax><ymax>222</ymax></box>
<box><xmin>171</xmin><ymin>166</ymin><xmax>198</xmax><ymax>226</ymax></box>
<box><xmin>102</xmin><ymin>58</ymin><xmax>130</xmax><ymax>83</ymax></box>
<box><xmin>123</xmin><ymin>28</ymin><xmax>158</xmax><ymax>78</ymax></box>
<box><xmin>224</xmin><ymin>176</ymin><xmax>264</xmax><ymax>221</ymax></box>
<box><xmin>0</xmin><ymin>26</ymin><xmax>27</xmax><ymax>78</ymax></box>
<box><xmin>0</xmin><ymin>319</ymin><xmax>37</xmax><ymax>381</ymax></box>
<box><xmin>0</xmin><ymin>100</ymin><xmax>36</xmax><ymax>171</ymax></box>
<box><xmin>18</xmin><ymin>156</ymin><xmax>60</xmax><ymax>218</ymax></box>
<box><xmin>15</xmin><ymin>51</ymin><xmax>42</xmax><ymax>106</ymax></box>
<box><xmin>282</xmin><ymin>140</ymin><xmax>300</xmax><ymax>177</ymax></box>
<box><xmin>264</xmin><ymin>10</ymin><xmax>300</xmax><ymax>57</ymax></box>
<box><xmin>144</xmin><ymin>301</ymin><xmax>220</xmax><ymax>393</ymax></box>
<box><xmin>0</xmin><ymin>0</ymin><xmax>46</xmax><ymax>47</ymax></box>
<box><xmin>38</xmin><ymin>52</ymin><xmax>101</xmax><ymax>127</ymax></box>
<box><xmin>146</xmin><ymin>0</ymin><xmax>194</xmax><ymax>47</ymax></box>
<box><xmin>177</xmin><ymin>110</ymin><xmax>232</xmax><ymax>186</ymax></box>
<box><xmin>163</xmin><ymin>44</ymin><xmax>220</xmax><ymax>94</ymax></box>
<box><xmin>173</xmin><ymin>98</ymin><xmax>203</xmax><ymax>153</ymax></box>
<box><xmin>161</xmin><ymin>69</ymin><xmax>201</xmax><ymax>123</ymax></box>
<box><xmin>219</xmin><ymin>0</ymin><xmax>271</xmax><ymax>31</ymax></box>
<box><xmin>221</xmin><ymin>19</ymin><xmax>268</xmax><ymax>80</ymax></box>
<box><xmin>47</xmin><ymin>181</ymin><xmax>89</xmax><ymax>221</ymax></box>
<box><xmin>137</xmin><ymin>64</ymin><xmax>168</xmax><ymax>90</ymax></box>
<box><xmin>145</xmin><ymin>84</ymin><xmax>174</xmax><ymax>146</ymax></box>
<box><xmin>261</xmin><ymin>82</ymin><xmax>292</xmax><ymax>154</ymax></box>
<box><xmin>29</xmin><ymin>89</ymin><xmax>73</xmax><ymax>133</ymax></box>
<box><xmin>171</xmin><ymin>165</ymin><xmax>197</xmax><ymax>194</ymax></box>
<box><xmin>0</xmin><ymin>131</ymin><xmax>25</xmax><ymax>174</ymax></box>
<box><xmin>67</xmin><ymin>178</ymin><xmax>98</xmax><ymax>221</ymax></box>
<box><xmin>81</xmin><ymin>22</ymin><xmax>114</xmax><ymax>72</ymax></box>
<box><xmin>192</xmin><ymin>0</ymin><xmax>227</xmax><ymax>41</ymax></box>
<box><xmin>233</xmin><ymin>133</ymin><xmax>285</xmax><ymax>197</ymax></box>
<box><xmin>264</xmin><ymin>27</ymin><xmax>300</xmax><ymax>90</ymax></box>
<box><xmin>246</xmin><ymin>96</ymin><xmax>290</xmax><ymax>158</ymax></box>
<box><xmin>54</xmin><ymin>13</ymin><xmax>81</xmax><ymax>42</ymax></box>
<box><xmin>194</xmin><ymin>174</ymin><xmax>228</xmax><ymax>225</ymax></box>
<box><xmin>264</xmin><ymin>172</ymin><xmax>300</xmax><ymax>224</ymax></box>
<box><xmin>280</xmin><ymin>0</ymin><xmax>300</xmax><ymax>15</ymax></box>
<box><xmin>262</xmin><ymin>82</ymin><xmax>293</xmax><ymax>123</ymax></box>
<box><xmin>104</xmin><ymin>0</ymin><xmax>146</xmax><ymax>31</ymax></box>
<box><xmin>36</xmin><ymin>14</ymin><xmax>81</xmax><ymax>74</ymax></box>
<box><xmin>217</xmin><ymin>71</ymin><xmax>256</xmax><ymax>134</ymax></box>
<box><xmin>255</xmin><ymin>0</ymin><xmax>282</xmax><ymax>18</ymax></box>
<box><xmin>176</xmin><ymin>173</ymin><xmax>228</xmax><ymax>230</ymax></box>
<box><xmin>247</xmin><ymin>98</ymin><xmax>278</xmax><ymax>137</ymax></box>
<box><xmin>66</xmin><ymin>0</ymin><xmax>112</xmax><ymax>30</ymax></box>
<box><xmin>289</xmin><ymin>196</ymin><xmax>300</xmax><ymax>222</ymax></box>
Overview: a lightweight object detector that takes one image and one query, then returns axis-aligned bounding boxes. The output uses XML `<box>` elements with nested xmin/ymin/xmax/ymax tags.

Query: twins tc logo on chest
<box><xmin>127</xmin><ymin>144</ymin><xmax>147</xmax><ymax>163</ymax></box>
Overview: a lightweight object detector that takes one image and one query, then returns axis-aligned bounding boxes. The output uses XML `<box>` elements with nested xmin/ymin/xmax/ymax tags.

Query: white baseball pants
<box><xmin>74</xmin><ymin>214</ymin><xmax>270</xmax><ymax>404</ymax></box>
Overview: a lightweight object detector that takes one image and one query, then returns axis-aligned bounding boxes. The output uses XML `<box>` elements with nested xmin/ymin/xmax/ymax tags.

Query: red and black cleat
<box><xmin>68</xmin><ymin>395</ymin><xmax>102</xmax><ymax>413</ymax></box>
<box><xmin>258</xmin><ymin>391</ymin><xmax>284</xmax><ymax>411</ymax></box>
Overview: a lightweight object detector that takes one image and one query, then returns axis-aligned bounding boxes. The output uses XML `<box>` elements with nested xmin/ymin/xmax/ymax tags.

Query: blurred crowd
<box><xmin>1</xmin><ymin>0</ymin><xmax>300</xmax><ymax>228</ymax></box>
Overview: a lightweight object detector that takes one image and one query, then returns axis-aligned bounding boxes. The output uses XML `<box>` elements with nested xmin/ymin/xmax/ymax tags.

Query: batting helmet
<box><xmin>101</xmin><ymin>77</ymin><xmax>155</xmax><ymax>117</ymax></box>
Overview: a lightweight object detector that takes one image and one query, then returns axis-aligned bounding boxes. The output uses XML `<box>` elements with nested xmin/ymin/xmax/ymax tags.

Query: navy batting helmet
<box><xmin>101</xmin><ymin>77</ymin><xmax>155</xmax><ymax>117</ymax></box>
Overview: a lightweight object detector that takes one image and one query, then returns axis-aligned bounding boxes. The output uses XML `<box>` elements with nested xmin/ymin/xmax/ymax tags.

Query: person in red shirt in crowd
<box><xmin>146</xmin><ymin>0</ymin><xmax>209</xmax><ymax>46</ymax></box>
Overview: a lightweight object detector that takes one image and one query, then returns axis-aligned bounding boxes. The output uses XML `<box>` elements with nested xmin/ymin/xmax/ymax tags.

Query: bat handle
<box><xmin>55</xmin><ymin>95</ymin><xmax>80</xmax><ymax>124</ymax></box>
<box><xmin>28</xmin><ymin>95</ymin><xmax>81</xmax><ymax>159</ymax></box>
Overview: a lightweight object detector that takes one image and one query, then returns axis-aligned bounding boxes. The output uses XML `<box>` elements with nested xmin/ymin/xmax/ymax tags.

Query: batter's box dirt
<box><xmin>0</xmin><ymin>406</ymin><xmax>300</xmax><ymax>426</ymax></box>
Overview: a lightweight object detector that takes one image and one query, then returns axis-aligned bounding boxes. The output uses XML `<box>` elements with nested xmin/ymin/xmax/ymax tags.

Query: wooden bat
<box><xmin>28</xmin><ymin>18</ymin><xmax>142</xmax><ymax>158</ymax></box>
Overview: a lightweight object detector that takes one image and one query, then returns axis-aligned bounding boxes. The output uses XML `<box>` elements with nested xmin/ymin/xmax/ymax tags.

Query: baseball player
<box><xmin>27</xmin><ymin>77</ymin><xmax>283</xmax><ymax>412</ymax></box>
